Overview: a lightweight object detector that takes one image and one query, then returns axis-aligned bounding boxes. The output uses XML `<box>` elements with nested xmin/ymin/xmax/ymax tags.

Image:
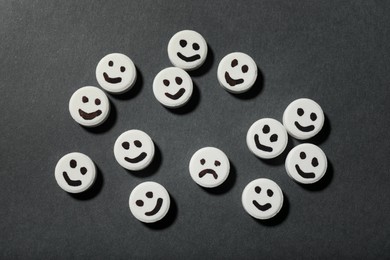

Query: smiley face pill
<box><xmin>129</xmin><ymin>182</ymin><xmax>170</xmax><ymax>223</ymax></box>
<box><xmin>55</xmin><ymin>152</ymin><xmax>96</xmax><ymax>193</ymax></box>
<box><xmin>69</xmin><ymin>86</ymin><xmax>110</xmax><ymax>127</ymax></box>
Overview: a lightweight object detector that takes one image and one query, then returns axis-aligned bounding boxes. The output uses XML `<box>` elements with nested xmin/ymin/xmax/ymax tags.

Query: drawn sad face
<box><xmin>153</xmin><ymin>67</ymin><xmax>193</xmax><ymax>108</ymax></box>
<box><xmin>55</xmin><ymin>152</ymin><xmax>96</xmax><ymax>193</ymax></box>
<box><xmin>69</xmin><ymin>86</ymin><xmax>110</xmax><ymax>127</ymax></box>
<box><xmin>129</xmin><ymin>182</ymin><xmax>170</xmax><ymax>223</ymax></box>
<box><xmin>217</xmin><ymin>52</ymin><xmax>258</xmax><ymax>94</ymax></box>
<box><xmin>283</xmin><ymin>98</ymin><xmax>325</xmax><ymax>140</ymax></box>
<box><xmin>168</xmin><ymin>30</ymin><xmax>208</xmax><ymax>71</ymax></box>
<box><xmin>285</xmin><ymin>143</ymin><xmax>327</xmax><ymax>184</ymax></box>
<box><xmin>242</xmin><ymin>178</ymin><xmax>284</xmax><ymax>220</ymax></box>
<box><xmin>246</xmin><ymin>118</ymin><xmax>288</xmax><ymax>159</ymax></box>
<box><xmin>114</xmin><ymin>130</ymin><xmax>155</xmax><ymax>171</ymax></box>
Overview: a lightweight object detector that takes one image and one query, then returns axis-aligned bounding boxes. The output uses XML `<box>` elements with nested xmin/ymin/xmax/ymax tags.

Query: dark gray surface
<box><xmin>1</xmin><ymin>0</ymin><xmax>389</xmax><ymax>259</ymax></box>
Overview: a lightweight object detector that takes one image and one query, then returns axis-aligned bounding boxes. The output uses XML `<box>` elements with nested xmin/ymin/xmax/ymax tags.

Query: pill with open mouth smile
<box><xmin>153</xmin><ymin>67</ymin><xmax>193</xmax><ymax>108</ymax></box>
<box><xmin>129</xmin><ymin>181</ymin><xmax>170</xmax><ymax>223</ymax></box>
<box><xmin>69</xmin><ymin>86</ymin><xmax>110</xmax><ymax>127</ymax></box>
<box><xmin>114</xmin><ymin>130</ymin><xmax>155</xmax><ymax>171</ymax></box>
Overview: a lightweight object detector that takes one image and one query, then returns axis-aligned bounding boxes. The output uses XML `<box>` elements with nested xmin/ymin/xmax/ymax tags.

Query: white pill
<box><xmin>96</xmin><ymin>53</ymin><xmax>137</xmax><ymax>94</ymax></box>
<box><xmin>55</xmin><ymin>152</ymin><xmax>96</xmax><ymax>193</ymax></box>
<box><xmin>242</xmin><ymin>178</ymin><xmax>284</xmax><ymax>220</ymax></box>
<box><xmin>283</xmin><ymin>98</ymin><xmax>325</xmax><ymax>140</ymax></box>
<box><xmin>246</xmin><ymin>118</ymin><xmax>288</xmax><ymax>159</ymax></box>
<box><xmin>167</xmin><ymin>30</ymin><xmax>208</xmax><ymax>71</ymax></box>
<box><xmin>129</xmin><ymin>182</ymin><xmax>170</xmax><ymax>223</ymax></box>
<box><xmin>189</xmin><ymin>147</ymin><xmax>230</xmax><ymax>188</ymax></box>
<box><xmin>114</xmin><ymin>130</ymin><xmax>155</xmax><ymax>171</ymax></box>
<box><xmin>153</xmin><ymin>67</ymin><xmax>193</xmax><ymax>108</ymax></box>
<box><xmin>217</xmin><ymin>52</ymin><xmax>257</xmax><ymax>94</ymax></box>
<box><xmin>285</xmin><ymin>143</ymin><xmax>327</xmax><ymax>184</ymax></box>
<box><xmin>69</xmin><ymin>86</ymin><xmax>110</xmax><ymax>127</ymax></box>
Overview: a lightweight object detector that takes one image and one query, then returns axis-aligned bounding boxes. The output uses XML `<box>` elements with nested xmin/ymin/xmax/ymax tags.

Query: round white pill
<box><xmin>129</xmin><ymin>182</ymin><xmax>170</xmax><ymax>223</ymax></box>
<box><xmin>217</xmin><ymin>52</ymin><xmax>257</xmax><ymax>94</ymax></box>
<box><xmin>285</xmin><ymin>143</ymin><xmax>327</xmax><ymax>184</ymax></box>
<box><xmin>153</xmin><ymin>67</ymin><xmax>193</xmax><ymax>108</ymax></box>
<box><xmin>189</xmin><ymin>147</ymin><xmax>230</xmax><ymax>188</ymax></box>
<box><xmin>114</xmin><ymin>130</ymin><xmax>155</xmax><ymax>171</ymax></box>
<box><xmin>96</xmin><ymin>53</ymin><xmax>137</xmax><ymax>93</ymax></box>
<box><xmin>55</xmin><ymin>152</ymin><xmax>96</xmax><ymax>193</ymax></box>
<box><xmin>246</xmin><ymin>118</ymin><xmax>288</xmax><ymax>159</ymax></box>
<box><xmin>283</xmin><ymin>98</ymin><xmax>325</xmax><ymax>140</ymax></box>
<box><xmin>69</xmin><ymin>86</ymin><xmax>110</xmax><ymax>127</ymax></box>
<box><xmin>167</xmin><ymin>30</ymin><xmax>208</xmax><ymax>71</ymax></box>
<box><xmin>242</xmin><ymin>178</ymin><xmax>284</xmax><ymax>220</ymax></box>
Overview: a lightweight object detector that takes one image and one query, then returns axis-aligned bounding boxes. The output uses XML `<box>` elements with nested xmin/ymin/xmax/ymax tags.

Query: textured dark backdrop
<box><xmin>1</xmin><ymin>0</ymin><xmax>389</xmax><ymax>259</ymax></box>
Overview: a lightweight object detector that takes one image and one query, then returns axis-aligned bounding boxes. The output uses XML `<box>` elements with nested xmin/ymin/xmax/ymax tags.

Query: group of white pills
<box><xmin>58</xmin><ymin>30</ymin><xmax>329</xmax><ymax>222</ymax></box>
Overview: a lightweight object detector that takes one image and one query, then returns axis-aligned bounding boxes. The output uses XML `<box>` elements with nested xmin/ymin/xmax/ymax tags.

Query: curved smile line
<box><xmin>294</xmin><ymin>121</ymin><xmax>315</xmax><ymax>132</ymax></box>
<box><xmin>177</xmin><ymin>52</ymin><xmax>201</xmax><ymax>62</ymax></box>
<box><xmin>225</xmin><ymin>72</ymin><xmax>244</xmax><ymax>86</ymax></box>
<box><xmin>145</xmin><ymin>198</ymin><xmax>163</xmax><ymax>216</ymax></box>
<box><xmin>79</xmin><ymin>109</ymin><xmax>102</xmax><ymax>120</ymax></box>
<box><xmin>254</xmin><ymin>134</ymin><xmax>273</xmax><ymax>152</ymax></box>
<box><xmin>198</xmin><ymin>169</ymin><xmax>218</xmax><ymax>179</ymax></box>
<box><xmin>63</xmin><ymin>172</ymin><xmax>82</xmax><ymax>187</ymax></box>
<box><xmin>165</xmin><ymin>88</ymin><xmax>186</xmax><ymax>100</ymax></box>
<box><xmin>124</xmin><ymin>152</ymin><xmax>147</xmax><ymax>164</ymax></box>
<box><xmin>295</xmin><ymin>164</ymin><xmax>315</xmax><ymax>179</ymax></box>
<box><xmin>103</xmin><ymin>72</ymin><xmax>122</xmax><ymax>84</ymax></box>
<box><xmin>252</xmin><ymin>200</ymin><xmax>272</xmax><ymax>211</ymax></box>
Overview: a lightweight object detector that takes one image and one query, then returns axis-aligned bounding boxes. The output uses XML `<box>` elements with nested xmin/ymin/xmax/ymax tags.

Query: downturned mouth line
<box><xmin>295</xmin><ymin>164</ymin><xmax>315</xmax><ymax>179</ymax></box>
<box><xmin>103</xmin><ymin>72</ymin><xmax>122</xmax><ymax>84</ymax></box>
<box><xmin>78</xmin><ymin>109</ymin><xmax>102</xmax><ymax>120</ymax></box>
<box><xmin>254</xmin><ymin>134</ymin><xmax>273</xmax><ymax>152</ymax></box>
<box><xmin>124</xmin><ymin>152</ymin><xmax>147</xmax><ymax>164</ymax></box>
<box><xmin>145</xmin><ymin>198</ymin><xmax>163</xmax><ymax>216</ymax></box>
<box><xmin>252</xmin><ymin>200</ymin><xmax>272</xmax><ymax>211</ymax></box>
<box><xmin>198</xmin><ymin>169</ymin><xmax>218</xmax><ymax>179</ymax></box>
<box><xmin>225</xmin><ymin>72</ymin><xmax>244</xmax><ymax>86</ymax></box>
<box><xmin>63</xmin><ymin>171</ymin><xmax>82</xmax><ymax>187</ymax></box>
<box><xmin>177</xmin><ymin>52</ymin><xmax>201</xmax><ymax>62</ymax></box>
<box><xmin>294</xmin><ymin>121</ymin><xmax>315</xmax><ymax>132</ymax></box>
<box><xmin>165</xmin><ymin>88</ymin><xmax>186</xmax><ymax>100</ymax></box>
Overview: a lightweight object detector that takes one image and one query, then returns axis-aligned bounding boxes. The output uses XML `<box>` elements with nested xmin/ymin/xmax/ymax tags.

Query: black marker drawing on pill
<box><xmin>294</xmin><ymin>108</ymin><xmax>317</xmax><ymax>132</ymax></box>
<box><xmin>252</xmin><ymin>186</ymin><xmax>273</xmax><ymax>211</ymax></box>
<box><xmin>224</xmin><ymin>59</ymin><xmax>248</xmax><ymax>86</ymax></box>
<box><xmin>254</xmin><ymin>125</ymin><xmax>278</xmax><ymax>152</ymax></box>
<box><xmin>135</xmin><ymin>191</ymin><xmax>163</xmax><ymax>216</ymax></box>
<box><xmin>103</xmin><ymin>60</ymin><xmax>125</xmax><ymax>84</ymax></box>
<box><xmin>78</xmin><ymin>96</ymin><xmax>102</xmax><ymax>120</ymax></box>
<box><xmin>198</xmin><ymin>159</ymin><xmax>220</xmax><ymax>179</ymax></box>
<box><xmin>177</xmin><ymin>39</ymin><xmax>201</xmax><ymax>62</ymax></box>
<box><xmin>122</xmin><ymin>140</ymin><xmax>147</xmax><ymax>164</ymax></box>
<box><xmin>62</xmin><ymin>159</ymin><xmax>87</xmax><ymax>187</ymax></box>
<box><xmin>163</xmin><ymin>77</ymin><xmax>186</xmax><ymax>100</ymax></box>
<box><xmin>294</xmin><ymin>152</ymin><xmax>317</xmax><ymax>179</ymax></box>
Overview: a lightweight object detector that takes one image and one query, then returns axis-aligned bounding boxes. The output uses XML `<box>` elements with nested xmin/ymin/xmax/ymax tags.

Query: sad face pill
<box><xmin>55</xmin><ymin>152</ymin><xmax>96</xmax><ymax>193</ymax></box>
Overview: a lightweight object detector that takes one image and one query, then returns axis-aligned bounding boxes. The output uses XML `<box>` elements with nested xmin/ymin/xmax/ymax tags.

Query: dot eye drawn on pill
<box><xmin>135</xmin><ymin>191</ymin><xmax>164</xmax><ymax>216</ymax></box>
<box><xmin>294</xmin><ymin>108</ymin><xmax>318</xmax><ymax>132</ymax></box>
<box><xmin>294</xmin><ymin>151</ymin><xmax>320</xmax><ymax>179</ymax></box>
<box><xmin>224</xmin><ymin>58</ymin><xmax>250</xmax><ymax>87</ymax></box>
<box><xmin>252</xmin><ymin>186</ymin><xmax>274</xmax><ymax>211</ymax></box>
<box><xmin>103</xmin><ymin>60</ymin><xmax>125</xmax><ymax>84</ymax></box>
<box><xmin>253</xmin><ymin>124</ymin><xmax>279</xmax><ymax>153</ymax></box>
<box><xmin>122</xmin><ymin>140</ymin><xmax>147</xmax><ymax>164</ymax></box>
<box><xmin>62</xmin><ymin>159</ymin><xmax>88</xmax><ymax>187</ymax></box>
<box><xmin>177</xmin><ymin>39</ymin><xmax>201</xmax><ymax>62</ymax></box>
<box><xmin>162</xmin><ymin>76</ymin><xmax>186</xmax><ymax>100</ymax></box>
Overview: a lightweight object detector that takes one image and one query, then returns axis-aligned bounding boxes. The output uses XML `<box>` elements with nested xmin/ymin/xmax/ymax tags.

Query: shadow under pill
<box><xmin>110</xmin><ymin>67</ymin><xmax>143</xmax><ymax>101</ymax></box>
<box><xmin>125</xmin><ymin>143</ymin><xmax>163</xmax><ymax>178</ymax></box>
<box><xmin>259</xmin><ymin>135</ymin><xmax>295</xmax><ymax>166</ymax></box>
<box><xmin>143</xmin><ymin>195</ymin><xmax>178</xmax><ymax>230</ymax></box>
<box><xmin>202</xmin><ymin>161</ymin><xmax>237</xmax><ymax>195</ymax></box>
<box><xmin>188</xmin><ymin>45</ymin><xmax>215</xmax><ymax>77</ymax></box>
<box><xmin>82</xmin><ymin>100</ymin><xmax>117</xmax><ymax>134</ymax></box>
<box><xmin>164</xmin><ymin>81</ymin><xmax>201</xmax><ymax>115</ymax></box>
<box><xmin>255</xmin><ymin>192</ymin><xmax>290</xmax><ymax>226</ymax></box>
<box><xmin>230</xmin><ymin>66</ymin><xmax>264</xmax><ymax>100</ymax></box>
<box><xmin>298</xmin><ymin>160</ymin><xmax>334</xmax><ymax>192</ymax></box>
<box><xmin>69</xmin><ymin>164</ymin><xmax>104</xmax><ymax>200</ymax></box>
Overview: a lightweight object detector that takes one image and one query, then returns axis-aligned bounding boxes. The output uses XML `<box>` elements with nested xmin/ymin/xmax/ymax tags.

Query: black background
<box><xmin>1</xmin><ymin>0</ymin><xmax>389</xmax><ymax>259</ymax></box>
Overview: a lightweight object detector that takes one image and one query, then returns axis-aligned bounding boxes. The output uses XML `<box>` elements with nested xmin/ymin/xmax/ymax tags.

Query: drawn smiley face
<box><xmin>69</xmin><ymin>86</ymin><xmax>110</xmax><ymax>127</ymax></box>
<box><xmin>96</xmin><ymin>53</ymin><xmax>137</xmax><ymax>93</ymax></box>
<box><xmin>283</xmin><ymin>98</ymin><xmax>325</xmax><ymax>140</ymax></box>
<box><xmin>285</xmin><ymin>143</ymin><xmax>327</xmax><ymax>184</ymax></box>
<box><xmin>217</xmin><ymin>52</ymin><xmax>258</xmax><ymax>93</ymax></box>
<box><xmin>242</xmin><ymin>178</ymin><xmax>284</xmax><ymax>220</ymax></box>
<box><xmin>55</xmin><ymin>152</ymin><xmax>96</xmax><ymax>193</ymax></box>
<box><xmin>129</xmin><ymin>182</ymin><xmax>170</xmax><ymax>223</ymax></box>
<box><xmin>189</xmin><ymin>147</ymin><xmax>230</xmax><ymax>188</ymax></box>
<box><xmin>168</xmin><ymin>30</ymin><xmax>208</xmax><ymax>70</ymax></box>
<box><xmin>114</xmin><ymin>130</ymin><xmax>155</xmax><ymax>171</ymax></box>
<box><xmin>153</xmin><ymin>67</ymin><xmax>193</xmax><ymax>108</ymax></box>
<box><xmin>247</xmin><ymin>118</ymin><xmax>288</xmax><ymax>159</ymax></box>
